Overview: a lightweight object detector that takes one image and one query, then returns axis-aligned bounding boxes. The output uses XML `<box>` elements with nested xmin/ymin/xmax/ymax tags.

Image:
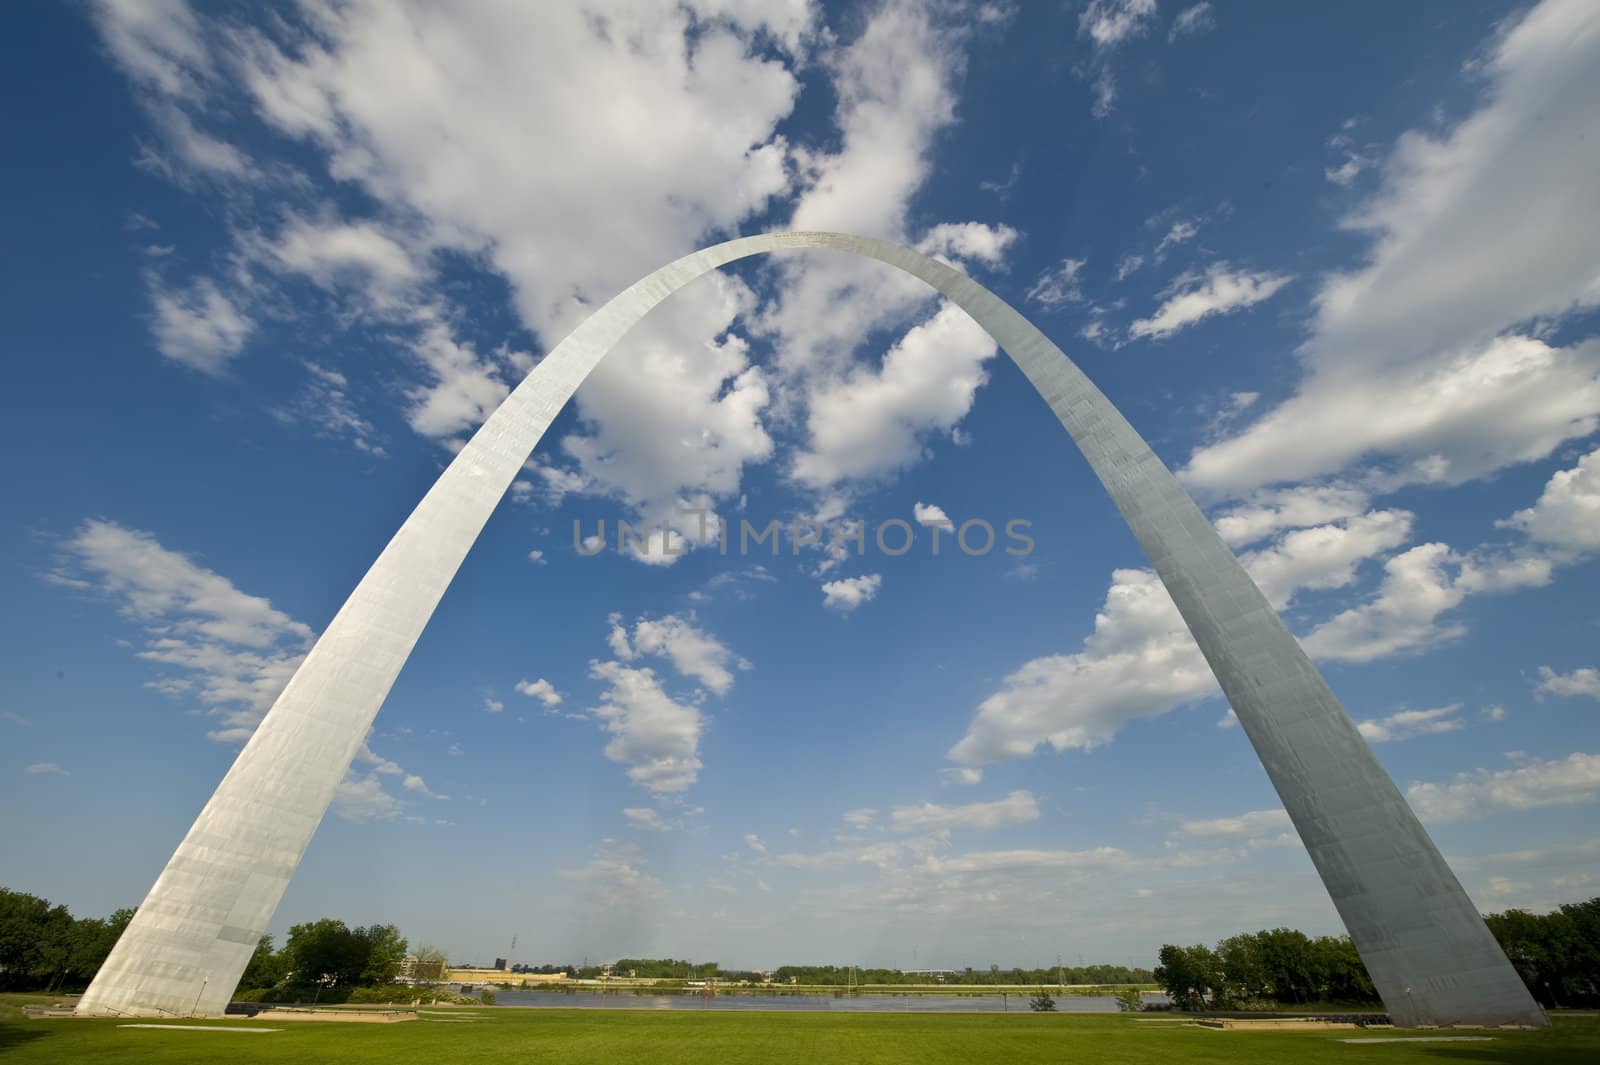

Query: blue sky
<box><xmin>2</xmin><ymin>0</ymin><xmax>1598</xmax><ymax>971</ymax></box>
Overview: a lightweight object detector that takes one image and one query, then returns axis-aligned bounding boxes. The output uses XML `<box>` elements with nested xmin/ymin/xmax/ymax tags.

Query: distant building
<box><xmin>446</xmin><ymin>967</ymin><xmax>568</xmax><ymax>987</ymax></box>
<box><xmin>493</xmin><ymin>958</ymin><xmax>508</xmax><ymax>971</ymax></box>
<box><xmin>397</xmin><ymin>955</ymin><xmax>448</xmax><ymax>985</ymax></box>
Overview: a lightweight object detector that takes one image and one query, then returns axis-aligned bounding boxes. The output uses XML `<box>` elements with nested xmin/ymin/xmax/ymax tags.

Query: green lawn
<box><xmin>2</xmin><ymin>1005</ymin><xmax>1597</xmax><ymax>1064</ymax></box>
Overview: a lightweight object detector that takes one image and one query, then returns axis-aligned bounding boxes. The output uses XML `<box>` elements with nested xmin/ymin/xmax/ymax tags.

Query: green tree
<box><xmin>1155</xmin><ymin>944</ymin><xmax>1221</xmax><ymax>1011</ymax></box>
<box><xmin>1216</xmin><ymin>933</ymin><xmax>1269</xmax><ymax>1005</ymax></box>
<box><xmin>285</xmin><ymin>918</ymin><xmax>364</xmax><ymax>988</ymax></box>
<box><xmin>1256</xmin><ymin>928</ymin><xmax>1317</xmax><ymax>1004</ymax></box>
<box><xmin>1309</xmin><ymin>935</ymin><xmax>1376</xmax><ymax>1002</ymax></box>
<box><xmin>1029</xmin><ymin>988</ymin><xmax>1057</xmax><ymax>1011</ymax></box>
<box><xmin>238</xmin><ymin>934</ymin><xmax>289</xmax><ymax>991</ymax></box>
<box><xmin>355</xmin><ymin>924</ymin><xmax>408</xmax><ymax>986</ymax></box>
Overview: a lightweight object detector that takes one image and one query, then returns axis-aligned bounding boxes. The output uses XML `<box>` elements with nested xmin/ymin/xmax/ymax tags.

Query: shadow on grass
<box><xmin>0</xmin><ymin>1024</ymin><xmax>51</xmax><ymax>1056</ymax></box>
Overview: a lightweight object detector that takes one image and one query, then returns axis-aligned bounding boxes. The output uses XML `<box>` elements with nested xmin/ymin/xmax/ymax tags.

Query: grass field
<box><xmin>2</xmin><ymin>996</ymin><xmax>1597</xmax><ymax>1064</ymax></box>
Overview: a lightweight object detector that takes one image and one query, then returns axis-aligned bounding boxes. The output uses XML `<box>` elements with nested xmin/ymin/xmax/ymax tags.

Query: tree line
<box><xmin>767</xmin><ymin>963</ymin><xmax>1155</xmax><ymax>986</ymax></box>
<box><xmin>8</xmin><ymin>882</ymin><xmax>1596</xmax><ymax>1008</ymax></box>
<box><xmin>0</xmin><ymin>888</ymin><xmax>132</xmax><ymax>992</ymax></box>
<box><xmin>1154</xmin><ymin>896</ymin><xmax>1600</xmax><ymax>1010</ymax></box>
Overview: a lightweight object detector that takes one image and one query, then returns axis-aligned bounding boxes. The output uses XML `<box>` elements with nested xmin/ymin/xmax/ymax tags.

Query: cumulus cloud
<box><xmin>791</xmin><ymin>303</ymin><xmax>997</xmax><ymax>489</ymax></box>
<box><xmin>1499</xmin><ymin>446</ymin><xmax>1600</xmax><ymax>553</ymax></box>
<box><xmin>1127</xmin><ymin>264</ymin><xmax>1292</xmax><ymax>340</ymax></box>
<box><xmin>1408</xmin><ymin>752</ymin><xmax>1600</xmax><ymax>822</ymax></box>
<box><xmin>889</xmin><ymin>790</ymin><xmax>1040</xmax><ymax>833</ymax></box>
<box><xmin>1536</xmin><ymin>666</ymin><xmax>1600</xmax><ymax>700</ymax></box>
<box><xmin>515</xmin><ymin>677</ymin><xmax>563</xmax><ymax>709</ymax></box>
<box><xmin>1212</xmin><ymin>485</ymin><xmax>1372</xmax><ymax>548</ymax></box>
<box><xmin>1301</xmin><ymin>543</ymin><xmax>1550</xmax><ymax>663</ymax></box>
<box><xmin>913</xmin><ymin>502</ymin><xmax>954</xmax><ymax>529</ymax></box>
<box><xmin>1184</xmin><ymin>0</ymin><xmax>1600</xmax><ymax>497</ymax></box>
<box><xmin>843</xmin><ymin>807</ymin><xmax>878</xmax><ymax>828</ymax></box>
<box><xmin>98</xmin><ymin>0</ymin><xmax>1012</xmax><ymax>565</ymax></box>
<box><xmin>948</xmin><ymin>507</ymin><xmax>1413</xmax><ymax>767</ymax></box>
<box><xmin>623</xmin><ymin>807</ymin><xmax>670</xmax><ymax>832</ymax></box>
<box><xmin>578</xmin><ymin>613</ymin><xmax>743</xmax><ymax>795</ymax></box>
<box><xmin>1355</xmin><ymin>704</ymin><xmax>1465</xmax><ymax>743</ymax></box>
<box><xmin>149</xmin><ymin>277</ymin><xmax>253</xmax><ymax>373</ymax></box>
<box><xmin>915</xmin><ymin>221</ymin><xmax>1019</xmax><ymax>266</ymax></box>
<box><xmin>629</xmin><ymin>614</ymin><xmax>748</xmax><ymax>696</ymax></box>
<box><xmin>821</xmin><ymin>573</ymin><xmax>883</xmax><ymax>613</ymax></box>
<box><xmin>587</xmin><ymin>661</ymin><xmax>704</xmax><ymax>795</ymax></box>
<box><xmin>332</xmin><ymin>773</ymin><xmax>406</xmax><ymax>822</ymax></box>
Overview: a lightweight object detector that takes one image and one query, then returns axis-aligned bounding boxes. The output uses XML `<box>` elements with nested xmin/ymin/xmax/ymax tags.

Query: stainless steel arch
<box><xmin>78</xmin><ymin>232</ymin><xmax>1544</xmax><ymax>1026</ymax></box>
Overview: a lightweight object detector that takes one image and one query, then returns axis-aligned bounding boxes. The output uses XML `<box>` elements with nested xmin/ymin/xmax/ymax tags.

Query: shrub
<box><xmin>1028</xmin><ymin>989</ymin><xmax>1056</xmax><ymax>1012</ymax></box>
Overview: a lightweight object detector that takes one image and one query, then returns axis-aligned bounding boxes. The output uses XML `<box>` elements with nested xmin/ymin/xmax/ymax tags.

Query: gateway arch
<box><xmin>78</xmin><ymin>232</ymin><xmax>1544</xmax><ymax>1027</ymax></box>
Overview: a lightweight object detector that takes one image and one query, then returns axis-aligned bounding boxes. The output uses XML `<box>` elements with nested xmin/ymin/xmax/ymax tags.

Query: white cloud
<box><xmin>402</xmin><ymin>319</ymin><xmax>514</xmax><ymax>443</ymax></box>
<box><xmin>587</xmin><ymin>661</ymin><xmax>704</xmax><ymax>795</ymax></box>
<box><xmin>948</xmin><ymin>508</ymin><xmax>1412</xmax><ymax>767</ymax></box>
<box><xmin>744</xmin><ymin>833</ymin><xmax>768</xmax><ymax>853</ymax></box>
<box><xmin>1499</xmin><ymin>446</ymin><xmax>1600</xmax><ymax>553</ymax></box>
<box><xmin>821</xmin><ymin>573</ymin><xmax>883</xmax><ymax>613</ymax></box>
<box><xmin>1025</xmin><ymin>258</ymin><xmax>1087</xmax><ymax>308</ymax></box>
<box><xmin>270</xmin><ymin>362</ymin><xmax>385</xmax><ymax>456</ymax></box>
<box><xmin>791</xmin><ymin>303</ymin><xmax>997</xmax><ymax>489</ymax></box>
<box><xmin>562</xmin><ymin>853</ymin><xmax>665</xmax><ymax>912</ymax></box>
<box><xmin>1355</xmin><ymin>703</ymin><xmax>1465</xmax><ymax>743</ymax></box>
<box><xmin>1128</xmin><ymin>264</ymin><xmax>1292</xmax><ymax>340</ymax></box>
<box><xmin>913</xmin><ymin>502</ymin><xmax>954</xmax><ymax>529</ymax></box>
<box><xmin>623</xmin><ymin>807</ymin><xmax>670</xmax><ymax>832</ymax></box>
<box><xmin>1077</xmin><ymin>0</ymin><xmax>1156</xmax><ymax>117</ymax></box>
<box><xmin>1325</xmin><ymin>125</ymin><xmax>1376</xmax><ymax>187</ymax></box>
<box><xmin>842</xmin><ymin>807</ymin><xmax>878</xmax><ymax>828</ymax></box>
<box><xmin>53</xmin><ymin>519</ymin><xmax>312</xmax><ymax>744</ymax></box>
<box><xmin>1177</xmin><ymin>808</ymin><xmax>1289</xmax><ymax>838</ymax></box>
<box><xmin>1152</xmin><ymin>221</ymin><xmax>1198</xmax><ymax>262</ymax></box>
<box><xmin>101</xmin><ymin>0</ymin><xmax>1008</xmax><ymax>560</ymax></box>
<box><xmin>919</xmin><ymin>845</ymin><xmax>1130</xmax><ymax>876</ymax></box>
<box><xmin>149</xmin><ymin>277</ymin><xmax>253</xmax><ymax>373</ymax></box>
<box><xmin>514</xmin><ymin>677</ymin><xmax>563</xmax><ymax>709</ymax></box>
<box><xmin>1408</xmin><ymin>752</ymin><xmax>1600</xmax><ymax>822</ymax></box>
<box><xmin>889</xmin><ymin>790</ymin><xmax>1040</xmax><ymax>833</ymax></box>
<box><xmin>1536</xmin><ymin>666</ymin><xmax>1600</xmax><ymax>700</ymax></box>
<box><xmin>915</xmin><ymin>221</ymin><xmax>1019</xmax><ymax>266</ymax></box>
<box><xmin>940</xmin><ymin>767</ymin><xmax>984</xmax><ymax>785</ymax></box>
<box><xmin>1301</xmin><ymin>543</ymin><xmax>1550</xmax><ymax>663</ymax></box>
<box><xmin>332</xmin><ymin>773</ymin><xmax>405</xmax><ymax>822</ymax></box>
<box><xmin>1168</xmin><ymin>3</ymin><xmax>1215</xmax><ymax>42</ymax></box>
<box><xmin>25</xmin><ymin>763</ymin><xmax>70</xmax><ymax>777</ymax></box>
<box><xmin>1184</xmin><ymin>0</ymin><xmax>1600</xmax><ymax>497</ymax></box>
<box><xmin>482</xmin><ymin>696</ymin><xmax>504</xmax><ymax>714</ymax></box>
<box><xmin>1212</xmin><ymin>485</ymin><xmax>1372</xmax><ymax>548</ymax></box>
<box><xmin>250</xmin><ymin>213</ymin><xmax>421</xmax><ymax>304</ymax></box>
<box><xmin>1079</xmin><ymin>0</ymin><xmax>1156</xmax><ymax>48</ymax></box>
<box><xmin>629</xmin><ymin>614</ymin><xmax>747</xmax><ymax>696</ymax></box>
